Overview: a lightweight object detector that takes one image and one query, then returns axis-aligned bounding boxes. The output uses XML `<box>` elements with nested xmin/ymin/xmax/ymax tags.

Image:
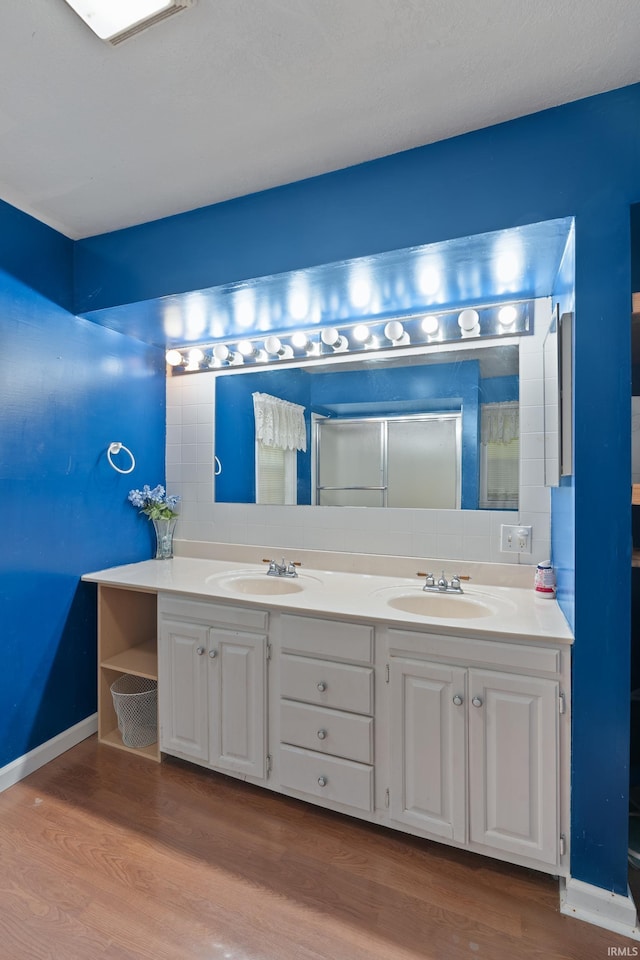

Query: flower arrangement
<box><xmin>128</xmin><ymin>484</ymin><xmax>180</xmax><ymax>520</ymax></box>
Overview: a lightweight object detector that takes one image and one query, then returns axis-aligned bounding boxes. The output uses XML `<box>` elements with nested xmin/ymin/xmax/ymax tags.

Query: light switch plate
<box><xmin>500</xmin><ymin>524</ymin><xmax>532</xmax><ymax>554</ymax></box>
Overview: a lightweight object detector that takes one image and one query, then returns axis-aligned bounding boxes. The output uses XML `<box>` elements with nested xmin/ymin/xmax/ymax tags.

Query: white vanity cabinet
<box><xmin>86</xmin><ymin>560</ymin><xmax>573</xmax><ymax>880</ymax></box>
<box><xmin>386</xmin><ymin>628</ymin><xmax>568</xmax><ymax>871</ymax></box>
<box><xmin>277</xmin><ymin>613</ymin><xmax>375</xmax><ymax>812</ymax></box>
<box><xmin>158</xmin><ymin>595</ymin><xmax>269</xmax><ymax>780</ymax></box>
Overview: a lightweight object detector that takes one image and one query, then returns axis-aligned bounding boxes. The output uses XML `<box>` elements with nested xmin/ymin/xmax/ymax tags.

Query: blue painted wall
<box><xmin>479</xmin><ymin>375</ymin><xmax>519</xmax><ymax>405</ymax></box>
<box><xmin>0</xmin><ymin>205</ymin><xmax>166</xmax><ymax>770</ymax></box>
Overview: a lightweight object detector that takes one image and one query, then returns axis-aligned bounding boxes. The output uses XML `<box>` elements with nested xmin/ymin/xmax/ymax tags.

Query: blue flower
<box><xmin>128</xmin><ymin>484</ymin><xmax>180</xmax><ymax>520</ymax></box>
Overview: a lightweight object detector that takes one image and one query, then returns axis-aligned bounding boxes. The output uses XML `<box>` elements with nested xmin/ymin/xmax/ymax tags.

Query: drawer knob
<box><xmin>196</xmin><ymin>646</ymin><xmax>205</xmax><ymax>656</ymax></box>
<box><xmin>317</xmin><ymin>729</ymin><xmax>327</xmax><ymax>740</ymax></box>
<box><xmin>472</xmin><ymin>696</ymin><xmax>483</xmax><ymax>707</ymax></box>
<box><xmin>317</xmin><ymin>776</ymin><xmax>328</xmax><ymax>787</ymax></box>
<box><xmin>209</xmin><ymin>649</ymin><xmax>218</xmax><ymax>659</ymax></box>
<box><xmin>452</xmin><ymin>694</ymin><xmax>463</xmax><ymax>706</ymax></box>
<box><xmin>317</xmin><ymin>681</ymin><xmax>327</xmax><ymax>692</ymax></box>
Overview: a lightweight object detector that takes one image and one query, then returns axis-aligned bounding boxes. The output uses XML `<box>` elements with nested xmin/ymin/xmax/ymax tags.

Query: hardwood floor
<box><xmin>0</xmin><ymin>737</ymin><xmax>634</xmax><ymax>960</ymax></box>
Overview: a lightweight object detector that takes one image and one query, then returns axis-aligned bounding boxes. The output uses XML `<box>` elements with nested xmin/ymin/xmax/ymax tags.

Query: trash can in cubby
<box><xmin>110</xmin><ymin>674</ymin><xmax>158</xmax><ymax>748</ymax></box>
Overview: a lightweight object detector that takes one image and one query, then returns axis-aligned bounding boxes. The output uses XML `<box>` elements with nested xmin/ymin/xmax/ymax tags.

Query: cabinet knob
<box><xmin>317</xmin><ymin>681</ymin><xmax>327</xmax><ymax>692</ymax></box>
<box><xmin>209</xmin><ymin>649</ymin><xmax>218</xmax><ymax>659</ymax></box>
<box><xmin>452</xmin><ymin>694</ymin><xmax>463</xmax><ymax>706</ymax></box>
<box><xmin>317</xmin><ymin>776</ymin><xmax>328</xmax><ymax>787</ymax></box>
<box><xmin>196</xmin><ymin>646</ymin><xmax>205</xmax><ymax>656</ymax></box>
<box><xmin>317</xmin><ymin>729</ymin><xmax>327</xmax><ymax>740</ymax></box>
<box><xmin>472</xmin><ymin>696</ymin><xmax>483</xmax><ymax>707</ymax></box>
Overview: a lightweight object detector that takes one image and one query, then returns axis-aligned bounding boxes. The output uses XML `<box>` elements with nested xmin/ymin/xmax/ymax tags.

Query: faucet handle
<box><xmin>417</xmin><ymin>571</ymin><xmax>436</xmax><ymax>588</ymax></box>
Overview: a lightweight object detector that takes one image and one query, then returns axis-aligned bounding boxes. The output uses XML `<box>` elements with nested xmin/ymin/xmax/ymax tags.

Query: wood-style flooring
<box><xmin>0</xmin><ymin>737</ymin><xmax>635</xmax><ymax>959</ymax></box>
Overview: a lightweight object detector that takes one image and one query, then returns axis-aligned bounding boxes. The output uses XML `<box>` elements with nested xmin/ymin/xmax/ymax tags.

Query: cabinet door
<box><xmin>208</xmin><ymin>629</ymin><xmax>267</xmax><ymax>779</ymax></box>
<box><xmin>389</xmin><ymin>658</ymin><xmax>467</xmax><ymax>842</ymax></box>
<box><xmin>159</xmin><ymin>618</ymin><xmax>209</xmax><ymax>763</ymax></box>
<box><xmin>468</xmin><ymin>669</ymin><xmax>558</xmax><ymax>865</ymax></box>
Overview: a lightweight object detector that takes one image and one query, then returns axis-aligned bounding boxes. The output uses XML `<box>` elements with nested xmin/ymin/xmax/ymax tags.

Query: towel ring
<box><xmin>107</xmin><ymin>442</ymin><xmax>136</xmax><ymax>475</ymax></box>
<box><xmin>214</xmin><ymin>456</ymin><xmax>222</xmax><ymax>476</ymax></box>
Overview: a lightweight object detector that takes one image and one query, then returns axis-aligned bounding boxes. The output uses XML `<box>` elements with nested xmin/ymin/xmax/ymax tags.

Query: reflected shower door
<box><xmin>387</xmin><ymin>416</ymin><xmax>460</xmax><ymax>508</ymax></box>
<box><xmin>316</xmin><ymin>419</ymin><xmax>385</xmax><ymax>506</ymax></box>
<box><xmin>315</xmin><ymin>414</ymin><xmax>460</xmax><ymax>508</ymax></box>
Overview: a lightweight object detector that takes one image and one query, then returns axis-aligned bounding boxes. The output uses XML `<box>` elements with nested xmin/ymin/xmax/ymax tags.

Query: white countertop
<box><xmin>83</xmin><ymin>557</ymin><xmax>573</xmax><ymax>645</ymax></box>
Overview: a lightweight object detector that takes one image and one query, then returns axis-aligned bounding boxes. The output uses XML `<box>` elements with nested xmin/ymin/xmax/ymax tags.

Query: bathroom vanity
<box><xmin>84</xmin><ymin>555</ymin><xmax>572</xmax><ymax>878</ymax></box>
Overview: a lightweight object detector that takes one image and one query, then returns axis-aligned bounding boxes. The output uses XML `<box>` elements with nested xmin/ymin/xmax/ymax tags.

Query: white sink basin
<box><xmin>386</xmin><ymin>592</ymin><xmax>494</xmax><ymax>619</ymax></box>
<box><xmin>373</xmin><ymin>584</ymin><xmax>515</xmax><ymax>620</ymax></box>
<box><xmin>207</xmin><ymin>570</ymin><xmax>321</xmax><ymax>596</ymax></box>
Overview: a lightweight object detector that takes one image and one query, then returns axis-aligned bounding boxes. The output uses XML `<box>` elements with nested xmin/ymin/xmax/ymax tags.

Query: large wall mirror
<box><xmin>214</xmin><ymin>341</ymin><xmax>521</xmax><ymax>509</ymax></box>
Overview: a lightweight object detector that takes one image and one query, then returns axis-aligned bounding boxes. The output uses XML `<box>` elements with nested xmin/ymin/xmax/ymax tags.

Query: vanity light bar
<box><xmin>166</xmin><ymin>299</ymin><xmax>532</xmax><ymax>373</ymax></box>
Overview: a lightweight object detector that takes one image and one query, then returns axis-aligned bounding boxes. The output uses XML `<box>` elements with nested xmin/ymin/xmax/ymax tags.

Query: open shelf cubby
<box><xmin>97</xmin><ymin>584</ymin><xmax>160</xmax><ymax>762</ymax></box>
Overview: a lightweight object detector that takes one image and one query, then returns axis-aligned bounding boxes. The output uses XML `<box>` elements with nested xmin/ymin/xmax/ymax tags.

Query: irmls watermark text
<box><xmin>607</xmin><ymin>948</ymin><xmax>639</xmax><ymax>956</ymax></box>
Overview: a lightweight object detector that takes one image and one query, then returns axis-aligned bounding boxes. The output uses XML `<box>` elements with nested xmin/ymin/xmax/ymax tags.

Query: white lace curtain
<box><xmin>481</xmin><ymin>401</ymin><xmax>519</xmax><ymax>445</ymax></box>
<box><xmin>252</xmin><ymin>392</ymin><xmax>307</xmax><ymax>452</ymax></box>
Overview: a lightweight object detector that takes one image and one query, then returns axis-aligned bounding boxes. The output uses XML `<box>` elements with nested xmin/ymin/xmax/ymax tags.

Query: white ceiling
<box><xmin>1</xmin><ymin>0</ymin><xmax>639</xmax><ymax>241</ymax></box>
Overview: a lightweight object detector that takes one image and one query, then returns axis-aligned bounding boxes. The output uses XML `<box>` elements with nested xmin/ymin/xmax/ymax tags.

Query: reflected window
<box><xmin>255</xmin><ymin>441</ymin><xmax>297</xmax><ymax>504</ymax></box>
<box><xmin>479</xmin><ymin>402</ymin><xmax>519</xmax><ymax>509</ymax></box>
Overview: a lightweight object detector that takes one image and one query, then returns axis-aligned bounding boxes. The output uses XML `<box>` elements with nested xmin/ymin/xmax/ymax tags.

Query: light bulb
<box><xmin>165</xmin><ymin>349</ymin><xmax>183</xmax><ymax>367</ymax></box>
<box><xmin>264</xmin><ymin>336</ymin><xmax>282</xmax><ymax>354</ymax></box>
<box><xmin>264</xmin><ymin>336</ymin><xmax>294</xmax><ymax>359</ymax></box>
<box><xmin>185</xmin><ymin>347</ymin><xmax>204</xmax><ymax>371</ymax></box>
<box><xmin>213</xmin><ymin>344</ymin><xmax>230</xmax><ymax>362</ymax></box>
<box><xmin>384</xmin><ymin>320</ymin><xmax>409</xmax><ymax>345</ymax></box>
<box><xmin>421</xmin><ymin>315</ymin><xmax>439</xmax><ymax>336</ymax></box>
<box><xmin>458</xmin><ymin>309</ymin><xmax>480</xmax><ymax>332</ymax></box>
<box><xmin>353</xmin><ymin>324</ymin><xmax>370</xmax><ymax>342</ymax></box>
<box><xmin>321</xmin><ymin>328</ymin><xmax>348</xmax><ymax>352</ymax></box>
<box><xmin>353</xmin><ymin>324</ymin><xmax>378</xmax><ymax>349</ymax></box>
<box><xmin>498</xmin><ymin>304</ymin><xmax>518</xmax><ymax>326</ymax></box>
<box><xmin>237</xmin><ymin>340</ymin><xmax>266</xmax><ymax>361</ymax></box>
<box><xmin>291</xmin><ymin>331</ymin><xmax>319</xmax><ymax>354</ymax></box>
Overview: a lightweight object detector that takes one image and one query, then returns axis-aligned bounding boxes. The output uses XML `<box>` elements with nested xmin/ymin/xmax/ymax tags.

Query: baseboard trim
<box><xmin>560</xmin><ymin>876</ymin><xmax>639</xmax><ymax>939</ymax></box>
<box><xmin>0</xmin><ymin>714</ymin><xmax>98</xmax><ymax>794</ymax></box>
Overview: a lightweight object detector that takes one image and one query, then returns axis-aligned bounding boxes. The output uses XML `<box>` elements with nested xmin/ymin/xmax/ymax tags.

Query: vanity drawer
<box><xmin>281</xmin><ymin>614</ymin><xmax>373</xmax><ymax>663</ymax></box>
<box><xmin>280</xmin><ymin>699</ymin><xmax>373</xmax><ymax>764</ymax></box>
<box><xmin>279</xmin><ymin>744</ymin><xmax>373</xmax><ymax>812</ymax></box>
<box><xmin>281</xmin><ymin>654</ymin><xmax>374</xmax><ymax>714</ymax></box>
<box><xmin>158</xmin><ymin>594</ymin><xmax>268</xmax><ymax>633</ymax></box>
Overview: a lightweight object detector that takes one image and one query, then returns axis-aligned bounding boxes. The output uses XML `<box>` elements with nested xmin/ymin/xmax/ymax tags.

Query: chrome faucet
<box><xmin>418</xmin><ymin>570</ymin><xmax>466</xmax><ymax>594</ymax></box>
<box><xmin>264</xmin><ymin>557</ymin><xmax>300</xmax><ymax>578</ymax></box>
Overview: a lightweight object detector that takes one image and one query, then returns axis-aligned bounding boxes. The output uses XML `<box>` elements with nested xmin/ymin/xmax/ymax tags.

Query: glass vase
<box><xmin>152</xmin><ymin>517</ymin><xmax>177</xmax><ymax>559</ymax></box>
